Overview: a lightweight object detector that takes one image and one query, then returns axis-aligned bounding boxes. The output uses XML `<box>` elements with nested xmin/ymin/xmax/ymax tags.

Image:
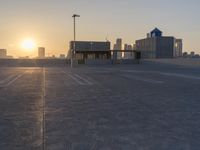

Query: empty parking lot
<box><xmin>0</xmin><ymin>62</ymin><xmax>200</xmax><ymax>150</ymax></box>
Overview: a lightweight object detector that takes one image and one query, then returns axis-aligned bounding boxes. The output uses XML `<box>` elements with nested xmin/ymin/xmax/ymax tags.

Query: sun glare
<box><xmin>22</xmin><ymin>39</ymin><xmax>35</xmax><ymax>50</ymax></box>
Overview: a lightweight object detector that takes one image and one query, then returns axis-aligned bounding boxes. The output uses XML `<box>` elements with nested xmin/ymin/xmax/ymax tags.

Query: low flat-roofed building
<box><xmin>68</xmin><ymin>41</ymin><xmax>111</xmax><ymax>60</ymax></box>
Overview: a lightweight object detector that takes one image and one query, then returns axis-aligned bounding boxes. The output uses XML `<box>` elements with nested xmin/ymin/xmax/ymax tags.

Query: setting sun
<box><xmin>22</xmin><ymin>39</ymin><xmax>36</xmax><ymax>50</ymax></box>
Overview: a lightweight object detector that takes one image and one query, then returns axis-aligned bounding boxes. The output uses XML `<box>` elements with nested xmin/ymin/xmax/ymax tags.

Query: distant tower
<box><xmin>147</xmin><ymin>33</ymin><xmax>151</xmax><ymax>38</ymax></box>
<box><xmin>113</xmin><ymin>38</ymin><xmax>123</xmax><ymax>59</ymax></box>
<box><xmin>115</xmin><ymin>38</ymin><xmax>122</xmax><ymax>50</ymax></box>
<box><xmin>150</xmin><ymin>28</ymin><xmax>162</xmax><ymax>37</ymax></box>
<box><xmin>175</xmin><ymin>39</ymin><xmax>183</xmax><ymax>57</ymax></box>
<box><xmin>124</xmin><ymin>44</ymin><xmax>133</xmax><ymax>59</ymax></box>
<box><xmin>38</xmin><ymin>47</ymin><xmax>45</xmax><ymax>58</ymax></box>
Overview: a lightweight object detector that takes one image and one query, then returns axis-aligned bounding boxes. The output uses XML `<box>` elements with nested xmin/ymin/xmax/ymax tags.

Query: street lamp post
<box><xmin>71</xmin><ymin>14</ymin><xmax>80</xmax><ymax>68</ymax></box>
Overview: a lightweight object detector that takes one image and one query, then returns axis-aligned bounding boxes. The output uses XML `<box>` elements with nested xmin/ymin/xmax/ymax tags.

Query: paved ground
<box><xmin>143</xmin><ymin>58</ymin><xmax>200</xmax><ymax>67</ymax></box>
<box><xmin>0</xmin><ymin>63</ymin><xmax>200</xmax><ymax>150</ymax></box>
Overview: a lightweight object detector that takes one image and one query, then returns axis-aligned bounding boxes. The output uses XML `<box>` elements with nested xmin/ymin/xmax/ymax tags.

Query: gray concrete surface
<box><xmin>143</xmin><ymin>58</ymin><xmax>200</xmax><ymax>67</ymax></box>
<box><xmin>0</xmin><ymin>62</ymin><xmax>200</xmax><ymax>150</ymax></box>
<box><xmin>0</xmin><ymin>59</ymin><xmax>69</xmax><ymax>67</ymax></box>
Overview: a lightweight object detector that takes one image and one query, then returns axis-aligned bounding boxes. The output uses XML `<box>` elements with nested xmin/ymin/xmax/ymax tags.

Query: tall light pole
<box><xmin>71</xmin><ymin>14</ymin><xmax>80</xmax><ymax>68</ymax></box>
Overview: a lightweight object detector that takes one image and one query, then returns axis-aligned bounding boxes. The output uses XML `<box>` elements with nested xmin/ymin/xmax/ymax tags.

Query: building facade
<box><xmin>38</xmin><ymin>47</ymin><xmax>45</xmax><ymax>58</ymax></box>
<box><xmin>113</xmin><ymin>38</ymin><xmax>123</xmax><ymax>59</ymax></box>
<box><xmin>68</xmin><ymin>41</ymin><xmax>111</xmax><ymax>60</ymax></box>
<box><xmin>136</xmin><ymin>28</ymin><xmax>182</xmax><ymax>59</ymax></box>
<box><xmin>124</xmin><ymin>44</ymin><xmax>134</xmax><ymax>59</ymax></box>
<box><xmin>174</xmin><ymin>39</ymin><xmax>183</xmax><ymax>57</ymax></box>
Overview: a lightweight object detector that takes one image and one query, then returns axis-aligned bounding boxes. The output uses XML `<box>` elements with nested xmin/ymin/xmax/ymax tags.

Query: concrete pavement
<box><xmin>0</xmin><ymin>64</ymin><xmax>200</xmax><ymax>150</ymax></box>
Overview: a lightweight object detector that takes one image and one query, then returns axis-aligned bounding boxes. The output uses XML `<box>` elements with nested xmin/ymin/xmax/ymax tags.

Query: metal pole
<box><xmin>71</xmin><ymin>17</ymin><xmax>76</xmax><ymax>68</ymax></box>
<box><xmin>71</xmin><ymin>14</ymin><xmax>80</xmax><ymax>68</ymax></box>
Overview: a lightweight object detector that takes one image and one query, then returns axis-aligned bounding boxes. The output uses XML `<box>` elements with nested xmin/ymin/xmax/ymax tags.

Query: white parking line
<box><xmin>0</xmin><ymin>75</ymin><xmax>16</xmax><ymax>84</ymax></box>
<box><xmin>74</xmin><ymin>74</ymin><xmax>93</xmax><ymax>85</ymax></box>
<box><xmin>0</xmin><ymin>74</ymin><xmax>23</xmax><ymax>87</ymax></box>
<box><xmin>67</xmin><ymin>74</ymin><xmax>85</xmax><ymax>85</ymax></box>
<box><xmin>120</xmin><ymin>74</ymin><xmax>164</xmax><ymax>84</ymax></box>
<box><xmin>42</xmin><ymin>68</ymin><xmax>46</xmax><ymax>150</ymax></box>
<box><xmin>5</xmin><ymin>74</ymin><xmax>23</xmax><ymax>86</ymax></box>
<box><xmin>160</xmin><ymin>72</ymin><xmax>200</xmax><ymax>80</ymax></box>
<box><xmin>122</xmin><ymin>70</ymin><xmax>145</xmax><ymax>73</ymax></box>
<box><xmin>62</xmin><ymin>70</ymin><xmax>94</xmax><ymax>85</ymax></box>
<box><xmin>122</xmin><ymin>69</ymin><xmax>200</xmax><ymax>81</ymax></box>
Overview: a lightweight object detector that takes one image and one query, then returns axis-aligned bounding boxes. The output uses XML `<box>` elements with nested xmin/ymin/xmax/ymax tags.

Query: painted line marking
<box><xmin>74</xmin><ymin>74</ymin><xmax>93</xmax><ymax>85</ymax></box>
<box><xmin>120</xmin><ymin>74</ymin><xmax>164</xmax><ymax>84</ymax></box>
<box><xmin>122</xmin><ymin>70</ymin><xmax>145</xmax><ymax>73</ymax></box>
<box><xmin>0</xmin><ymin>74</ymin><xmax>23</xmax><ymax>87</ymax></box>
<box><xmin>62</xmin><ymin>71</ymin><xmax>94</xmax><ymax>85</ymax></box>
<box><xmin>42</xmin><ymin>68</ymin><xmax>46</xmax><ymax>150</ymax></box>
<box><xmin>160</xmin><ymin>73</ymin><xmax>200</xmax><ymax>80</ymax></box>
<box><xmin>0</xmin><ymin>75</ymin><xmax>16</xmax><ymax>84</ymax></box>
<box><xmin>121</xmin><ymin>70</ymin><xmax>200</xmax><ymax>81</ymax></box>
<box><xmin>6</xmin><ymin>74</ymin><xmax>23</xmax><ymax>86</ymax></box>
<box><xmin>67</xmin><ymin>73</ymin><xmax>85</xmax><ymax>85</ymax></box>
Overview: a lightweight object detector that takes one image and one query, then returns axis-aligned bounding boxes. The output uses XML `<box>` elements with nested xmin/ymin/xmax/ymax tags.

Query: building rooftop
<box><xmin>151</xmin><ymin>28</ymin><xmax>162</xmax><ymax>34</ymax></box>
<box><xmin>150</xmin><ymin>28</ymin><xmax>163</xmax><ymax>37</ymax></box>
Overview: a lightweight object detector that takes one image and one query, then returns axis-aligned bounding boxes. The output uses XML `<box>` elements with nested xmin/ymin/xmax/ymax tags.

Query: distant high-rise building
<box><xmin>124</xmin><ymin>44</ymin><xmax>133</xmax><ymax>59</ymax></box>
<box><xmin>174</xmin><ymin>39</ymin><xmax>183</xmax><ymax>57</ymax></box>
<box><xmin>124</xmin><ymin>44</ymin><xmax>133</xmax><ymax>50</ymax></box>
<box><xmin>0</xmin><ymin>49</ymin><xmax>7</xmax><ymax>58</ymax></box>
<box><xmin>115</xmin><ymin>39</ymin><xmax>122</xmax><ymax>50</ymax></box>
<box><xmin>113</xmin><ymin>38</ymin><xmax>123</xmax><ymax>59</ymax></box>
<box><xmin>38</xmin><ymin>47</ymin><xmax>45</xmax><ymax>58</ymax></box>
<box><xmin>133</xmin><ymin>44</ymin><xmax>137</xmax><ymax>50</ymax></box>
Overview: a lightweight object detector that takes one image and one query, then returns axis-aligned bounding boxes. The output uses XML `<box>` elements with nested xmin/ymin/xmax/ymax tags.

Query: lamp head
<box><xmin>72</xmin><ymin>14</ymin><xmax>80</xmax><ymax>17</ymax></box>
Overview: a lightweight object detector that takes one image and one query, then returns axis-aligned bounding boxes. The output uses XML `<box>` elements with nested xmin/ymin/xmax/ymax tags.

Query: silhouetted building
<box><xmin>59</xmin><ymin>54</ymin><xmax>65</xmax><ymax>59</ymax></box>
<box><xmin>182</xmin><ymin>51</ymin><xmax>200</xmax><ymax>58</ymax></box>
<box><xmin>183</xmin><ymin>52</ymin><xmax>188</xmax><ymax>58</ymax></box>
<box><xmin>124</xmin><ymin>44</ymin><xmax>133</xmax><ymax>50</ymax></box>
<box><xmin>38</xmin><ymin>47</ymin><xmax>45</xmax><ymax>58</ymax></box>
<box><xmin>113</xmin><ymin>38</ymin><xmax>123</xmax><ymax>59</ymax></box>
<box><xmin>190</xmin><ymin>51</ymin><xmax>195</xmax><ymax>57</ymax></box>
<box><xmin>194</xmin><ymin>54</ymin><xmax>200</xmax><ymax>58</ymax></box>
<box><xmin>136</xmin><ymin>28</ymin><xmax>182</xmax><ymax>59</ymax></box>
<box><xmin>133</xmin><ymin>44</ymin><xmax>137</xmax><ymax>50</ymax></box>
<box><xmin>68</xmin><ymin>41</ymin><xmax>111</xmax><ymax>60</ymax></box>
<box><xmin>0</xmin><ymin>49</ymin><xmax>7</xmax><ymax>58</ymax></box>
<box><xmin>124</xmin><ymin>44</ymin><xmax>134</xmax><ymax>59</ymax></box>
<box><xmin>174</xmin><ymin>39</ymin><xmax>183</xmax><ymax>57</ymax></box>
<box><xmin>19</xmin><ymin>56</ymin><xmax>30</xmax><ymax>59</ymax></box>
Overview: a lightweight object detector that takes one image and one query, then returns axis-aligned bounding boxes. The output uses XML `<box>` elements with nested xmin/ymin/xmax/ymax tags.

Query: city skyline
<box><xmin>0</xmin><ymin>0</ymin><xmax>200</xmax><ymax>57</ymax></box>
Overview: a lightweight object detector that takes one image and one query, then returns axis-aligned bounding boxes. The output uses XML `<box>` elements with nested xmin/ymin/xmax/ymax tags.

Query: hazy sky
<box><xmin>0</xmin><ymin>0</ymin><xmax>200</xmax><ymax>57</ymax></box>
